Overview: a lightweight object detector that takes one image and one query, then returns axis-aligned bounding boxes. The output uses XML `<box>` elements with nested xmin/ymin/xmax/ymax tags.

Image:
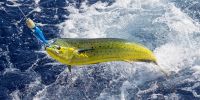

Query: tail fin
<box><xmin>153</xmin><ymin>62</ymin><xmax>170</xmax><ymax>78</ymax></box>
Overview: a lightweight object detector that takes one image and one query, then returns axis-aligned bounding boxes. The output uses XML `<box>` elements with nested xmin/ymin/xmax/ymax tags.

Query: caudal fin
<box><xmin>153</xmin><ymin>62</ymin><xmax>170</xmax><ymax>78</ymax></box>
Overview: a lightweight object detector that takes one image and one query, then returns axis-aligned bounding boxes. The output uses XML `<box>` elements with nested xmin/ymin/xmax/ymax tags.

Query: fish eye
<box><xmin>54</xmin><ymin>45</ymin><xmax>61</xmax><ymax>50</ymax></box>
<box><xmin>57</xmin><ymin>46</ymin><xmax>61</xmax><ymax>50</ymax></box>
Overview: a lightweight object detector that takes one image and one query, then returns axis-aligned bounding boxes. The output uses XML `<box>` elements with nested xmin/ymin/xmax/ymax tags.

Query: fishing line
<box><xmin>17</xmin><ymin>6</ymin><xmax>27</xmax><ymax>19</ymax></box>
<box><xmin>26</xmin><ymin>0</ymin><xmax>60</xmax><ymax>16</ymax></box>
<box><xmin>17</xmin><ymin>0</ymin><xmax>57</xmax><ymax>22</ymax></box>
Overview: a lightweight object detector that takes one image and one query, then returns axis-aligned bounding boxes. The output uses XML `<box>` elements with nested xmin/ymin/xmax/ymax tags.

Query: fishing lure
<box><xmin>18</xmin><ymin>6</ymin><xmax>48</xmax><ymax>44</ymax></box>
<box><xmin>26</xmin><ymin>18</ymin><xmax>48</xmax><ymax>44</ymax></box>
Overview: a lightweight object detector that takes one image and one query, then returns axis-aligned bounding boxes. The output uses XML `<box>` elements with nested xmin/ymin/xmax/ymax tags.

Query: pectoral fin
<box><xmin>78</xmin><ymin>48</ymin><xmax>94</xmax><ymax>53</ymax></box>
<box><xmin>68</xmin><ymin>65</ymin><xmax>72</xmax><ymax>72</ymax></box>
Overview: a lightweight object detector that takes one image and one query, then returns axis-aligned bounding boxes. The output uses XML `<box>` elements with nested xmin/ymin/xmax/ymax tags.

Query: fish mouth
<box><xmin>45</xmin><ymin>47</ymin><xmax>52</xmax><ymax>53</ymax></box>
<box><xmin>44</xmin><ymin>44</ymin><xmax>55</xmax><ymax>50</ymax></box>
<box><xmin>45</xmin><ymin>46</ymin><xmax>55</xmax><ymax>54</ymax></box>
<box><xmin>45</xmin><ymin>45</ymin><xmax>52</xmax><ymax>51</ymax></box>
<box><xmin>45</xmin><ymin>46</ymin><xmax>62</xmax><ymax>62</ymax></box>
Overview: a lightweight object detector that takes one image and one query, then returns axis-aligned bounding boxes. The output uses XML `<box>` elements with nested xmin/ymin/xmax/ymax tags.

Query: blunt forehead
<box><xmin>50</xmin><ymin>38</ymin><xmax>70</xmax><ymax>47</ymax></box>
<box><xmin>46</xmin><ymin>44</ymin><xmax>56</xmax><ymax>48</ymax></box>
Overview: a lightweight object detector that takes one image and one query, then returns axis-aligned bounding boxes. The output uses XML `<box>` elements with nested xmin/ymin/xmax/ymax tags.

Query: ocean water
<box><xmin>0</xmin><ymin>0</ymin><xmax>200</xmax><ymax>100</ymax></box>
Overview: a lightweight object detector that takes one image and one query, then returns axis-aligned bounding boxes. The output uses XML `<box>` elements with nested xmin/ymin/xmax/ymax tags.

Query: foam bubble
<box><xmin>154</xmin><ymin>43</ymin><xmax>188</xmax><ymax>72</ymax></box>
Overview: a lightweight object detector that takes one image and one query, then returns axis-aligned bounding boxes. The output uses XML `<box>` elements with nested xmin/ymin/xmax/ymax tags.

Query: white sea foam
<box><xmin>10</xmin><ymin>90</ymin><xmax>20</xmax><ymax>100</ymax></box>
<box><xmin>6</xmin><ymin>0</ymin><xmax>21</xmax><ymax>6</ymax></box>
<box><xmin>35</xmin><ymin>0</ymin><xmax>40</xmax><ymax>5</ymax></box>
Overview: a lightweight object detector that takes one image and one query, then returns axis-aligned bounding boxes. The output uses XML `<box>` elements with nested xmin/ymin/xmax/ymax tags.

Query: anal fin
<box><xmin>124</xmin><ymin>60</ymin><xmax>133</xmax><ymax>64</ymax></box>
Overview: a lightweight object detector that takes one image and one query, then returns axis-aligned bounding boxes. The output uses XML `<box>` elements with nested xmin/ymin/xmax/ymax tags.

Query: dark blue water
<box><xmin>0</xmin><ymin>0</ymin><xmax>200</xmax><ymax>100</ymax></box>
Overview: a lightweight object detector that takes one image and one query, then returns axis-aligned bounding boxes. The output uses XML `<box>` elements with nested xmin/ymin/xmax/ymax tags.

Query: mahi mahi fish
<box><xmin>45</xmin><ymin>38</ymin><xmax>157</xmax><ymax>72</ymax></box>
<box><xmin>25</xmin><ymin>19</ymin><xmax>166</xmax><ymax>75</ymax></box>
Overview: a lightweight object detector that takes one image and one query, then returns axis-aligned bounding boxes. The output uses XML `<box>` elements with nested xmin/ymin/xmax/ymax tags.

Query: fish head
<box><xmin>45</xmin><ymin>45</ymin><xmax>75</xmax><ymax>64</ymax></box>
